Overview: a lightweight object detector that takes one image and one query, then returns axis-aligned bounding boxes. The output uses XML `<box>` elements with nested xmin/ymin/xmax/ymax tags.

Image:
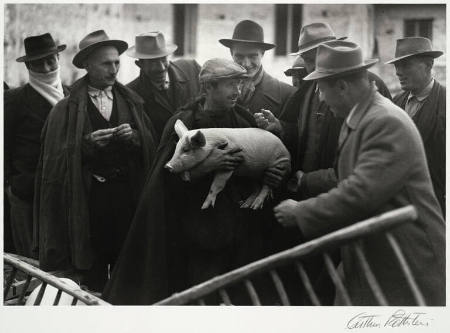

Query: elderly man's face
<box><xmin>300</xmin><ymin>49</ymin><xmax>317</xmax><ymax>74</ymax></box>
<box><xmin>394</xmin><ymin>56</ymin><xmax>432</xmax><ymax>93</ymax></box>
<box><xmin>136</xmin><ymin>56</ymin><xmax>169</xmax><ymax>88</ymax></box>
<box><xmin>230</xmin><ymin>44</ymin><xmax>264</xmax><ymax>77</ymax></box>
<box><xmin>27</xmin><ymin>54</ymin><xmax>59</xmax><ymax>73</ymax></box>
<box><xmin>207</xmin><ymin>78</ymin><xmax>243</xmax><ymax>109</ymax></box>
<box><xmin>85</xmin><ymin>46</ymin><xmax>120</xmax><ymax>89</ymax></box>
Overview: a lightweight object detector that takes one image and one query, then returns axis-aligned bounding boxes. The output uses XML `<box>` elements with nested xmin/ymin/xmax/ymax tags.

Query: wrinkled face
<box><xmin>300</xmin><ymin>49</ymin><xmax>317</xmax><ymax>74</ymax></box>
<box><xmin>317</xmin><ymin>79</ymin><xmax>347</xmax><ymax>117</ymax></box>
<box><xmin>26</xmin><ymin>54</ymin><xmax>59</xmax><ymax>73</ymax></box>
<box><xmin>165</xmin><ymin>130</ymin><xmax>210</xmax><ymax>173</ymax></box>
<box><xmin>136</xmin><ymin>56</ymin><xmax>169</xmax><ymax>87</ymax></box>
<box><xmin>230</xmin><ymin>44</ymin><xmax>264</xmax><ymax>77</ymax></box>
<box><xmin>85</xmin><ymin>46</ymin><xmax>120</xmax><ymax>89</ymax></box>
<box><xmin>207</xmin><ymin>78</ymin><xmax>243</xmax><ymax>109</ymax></box>
<box><xmin>394</xmin><ymin>56</ymin><xmax>431</xmax><ymax>93</ymax></box>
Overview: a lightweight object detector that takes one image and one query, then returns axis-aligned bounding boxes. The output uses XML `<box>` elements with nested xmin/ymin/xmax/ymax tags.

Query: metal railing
<box><xmin>157</xmin><ymin>205</ymin><xmax>422</xmax><ymax>306</ymax></box>
<box><xmin>3</xmin><ymin>253</ymin><xmax>111</xmax><ymax>306</ymax></box>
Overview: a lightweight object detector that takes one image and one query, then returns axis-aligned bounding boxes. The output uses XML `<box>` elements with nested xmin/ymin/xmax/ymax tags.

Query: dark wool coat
<box><xmin>243</xmin><ymin>70</ymin><xmax>296</xmax><ymax>117</ymax></box>
<box><xmin>293</xmin><ymin>86</ymin><xmax>445</xmax><ymax>305</ymax></box>
<box><xmin>4</xmin><ymin>83</ymin><xmax>70</xmax><ymax>201</ymax></box>
<box><xmin>103</xmin><ymin>99</ymin><xmax>273</xmax><ymax>305</ymax></box>
<box><xmin>127</xmin><ymin>59</ymin><xmax>201</xmax><ymax>143</ymax></box>
<box><xmin>279</xmin><ymin>71</ymin><xmax>392</xmax><ymax>198</ymax></box>
<box><xmin>33</xmin><ymin>76</ymin><xmax>156</xmax><ymax>271</ymax></box>
<box><xmin>393</xmin><ymin>80</ymin><xmax>446</xmax><ymax>216</ymax></box>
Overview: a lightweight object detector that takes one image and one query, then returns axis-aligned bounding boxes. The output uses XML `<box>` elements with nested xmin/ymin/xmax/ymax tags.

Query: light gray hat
<box><xmin>199</xmin><ymin>58</ymin><xmax>248</xmax><ymax>82</ymax></box>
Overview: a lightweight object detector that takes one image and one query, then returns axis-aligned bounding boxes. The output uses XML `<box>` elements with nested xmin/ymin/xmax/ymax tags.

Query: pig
<box><xmin>165</xmin><ymin>119</ymin><xmax>291</xmax><ymax>210</ymax></box>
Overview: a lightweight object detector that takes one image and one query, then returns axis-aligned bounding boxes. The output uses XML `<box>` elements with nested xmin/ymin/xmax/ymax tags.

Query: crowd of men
<box><xmin>4</xmin><ymin>20</ymin><xmax>445</xmax><ymax>306</ymax></box>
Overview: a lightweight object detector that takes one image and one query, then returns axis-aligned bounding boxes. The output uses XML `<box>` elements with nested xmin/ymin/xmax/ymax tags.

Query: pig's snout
<box><xmin>165</xmin><ymin>163</ymin><xmax>174</xmax><ymax>172</ymax></box>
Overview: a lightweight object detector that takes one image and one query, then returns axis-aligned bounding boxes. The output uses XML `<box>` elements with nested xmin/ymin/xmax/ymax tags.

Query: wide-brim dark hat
<box><xmin>126</xmin><ymin>31</ymin><xmax>177</xmax><ymax>59</ymax></box>
<box><xmin>290</xmin><ymin>22</ymin><xmax>346</xmax><ymax>56</ymax></box>
<box><xmin>16</xmin><ymin>33</ymin><xmax>66</xmax><ymax>62</ymax></box>
<box><xmin>304</xmin><ymin>40</ymin><xmax>378</xmax><ymax>81</ymax></box>
<box><xmin>386</xmin><ymin>37</ymin><xmax>443</xmax><ymax>64</ymax></box>
<box><xmin>73</xmin><ymin>30</ymin><xmax>128</xmax><ymax>69</ymax></box>
<box><xmin>219</xmin><ymin>20</ymin><xmax>275</xmax><ymax>50</ymax></box>
<box><xmin>284</xmin><ymin>56</ymin><xmax>306</xmax><ymax>76</ymax></box>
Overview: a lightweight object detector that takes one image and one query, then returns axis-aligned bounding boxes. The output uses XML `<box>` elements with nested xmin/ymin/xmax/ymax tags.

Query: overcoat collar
<box><xmin>337</xmin><ymin>82</ymin><xmax>377</xmax><ymax>149</ymax></box>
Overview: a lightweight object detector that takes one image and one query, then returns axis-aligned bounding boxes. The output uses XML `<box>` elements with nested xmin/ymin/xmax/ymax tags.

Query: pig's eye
<box><xmin>182</xmin><ymin>147</ymin><xmax>190</xmax><ymax>153</ymax></box>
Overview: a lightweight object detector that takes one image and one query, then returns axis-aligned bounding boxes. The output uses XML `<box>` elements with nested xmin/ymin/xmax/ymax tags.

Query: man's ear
<box><xmin>190</xmin><ymin>130</ymin><xmax>206</xmax><ymax>148</ymax></box>
<box><xmin>174</xmin><ymin>119</ymin><xmax>189</xmax><ymax>139</ymax></box>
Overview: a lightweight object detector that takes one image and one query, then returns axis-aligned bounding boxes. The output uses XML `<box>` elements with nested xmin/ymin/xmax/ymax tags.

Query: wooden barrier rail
<box><xmin>157</xmin><ymin>205</ymin><xmax>419</xmax><ymax>306</ymax></box>
<box><xmin>4</xmin><ymin>253</ymin><xmax>111</xmax><ymax>306</ymax></box>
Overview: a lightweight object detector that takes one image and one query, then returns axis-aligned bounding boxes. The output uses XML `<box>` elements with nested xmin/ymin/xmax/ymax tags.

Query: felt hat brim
<box><xmin>219</xmin><ymin>39</ymin><xmax>275</xmax><ymax>50</ymax></box>
<box><xmin>284</xmin><ymin>67</ymin><xmax>305</xmax><ymax>76</ymax></box>
<box><xmin>385</xmin><ymin>50</ymin><xmax>443</xmax><ymax>64</ymax></box>
<box><xmin>304</xmin><ymin>59</ymin><xmax>378</xmax><ymax>81</ymax></box>
<box><xmin>16</xmin><ymin>44</ymin><xmax>66</xmax><ymax>62</ymax></box>
<box><xmin>73</xmin><ymin>40</ymin><xmax>128</xmax><ymax>68</ymax></box>
<box><xmin>289</xmin><ymin>36</ymin><xmax>347</xmax><ymax>56</ymax></box>
<box><xmin>126</xmin><ymin>44</ymin><xmax>177</xmax><ymax>59</ymax></box>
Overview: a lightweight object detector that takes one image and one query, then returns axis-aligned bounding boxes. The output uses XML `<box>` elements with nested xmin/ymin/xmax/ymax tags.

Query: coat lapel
<box><xmin>169</xmin><ymin>61</ymin><xmax>190</xmax><ymax>109</ymax></box>
<box><xmin>337</xmin><ymin>84</ymin><xmax>377</xmax><ymax>152</ymax></box>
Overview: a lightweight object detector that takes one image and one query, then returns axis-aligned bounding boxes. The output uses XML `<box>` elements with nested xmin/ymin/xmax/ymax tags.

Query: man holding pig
<box><xmin>34</xmin><ymin>30</ymin><xmax>156</xmax><ymax>292</ymax></box>
<box><xmin>104</xmin><ymin>58</ymin><xmax>286</xmax><ymax>305</ymax></box>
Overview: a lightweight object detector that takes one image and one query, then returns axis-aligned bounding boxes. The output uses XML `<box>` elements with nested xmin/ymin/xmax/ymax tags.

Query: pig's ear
<box><xmin>190</xmin><ymin>130</ymin><xmax>206</xmax><ymax>148</ymax></box>
<box><xmin>174</xmin><ymin>119</ymin><xmax>189</xmax><ymax>139</ymax></box>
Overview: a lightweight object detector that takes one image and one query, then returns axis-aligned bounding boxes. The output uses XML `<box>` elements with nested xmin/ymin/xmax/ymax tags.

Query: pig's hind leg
<box><xmin>250</xmin><ymin>184</ymin><xmax>272</xmax><ymax>210</ymax></box>
<box><xmin>201</xmin><ymin>171</ymin><xmax>234</xmax><ymax>209</ymax></box>
<box><xmin>240</xmin><ymin>184</ymin><xmax>261</xmax><ymax>209</ymax></box>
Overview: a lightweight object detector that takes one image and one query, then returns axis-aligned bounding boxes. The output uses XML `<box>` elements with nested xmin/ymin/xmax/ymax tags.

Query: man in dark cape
<box><xmin>386</xmin><ymin>37</ymin><xmax>445</xmax><ymax>216</ymax></box>
<box><xmin>34</xmin><ymin>30</ymin><xmax>156</xmax><ymax>291</ymax></box>
<box><xmin>104</xmin><ymin>58</ymin><xmax>285</xmax><ymax>305</ymax></box>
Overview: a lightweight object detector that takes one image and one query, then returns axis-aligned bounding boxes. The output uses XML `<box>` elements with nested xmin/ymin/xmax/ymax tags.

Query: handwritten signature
<box><xmin>346</xmin><ymin>310</ymin><xmax>433</xmax><ymax>329</ymax></box>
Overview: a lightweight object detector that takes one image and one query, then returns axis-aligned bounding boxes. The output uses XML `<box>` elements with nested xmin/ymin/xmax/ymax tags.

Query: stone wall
<box><xmin>4</xmin><ymin>3</ymin><xmax>446</xmax><ymax>94</ymax></box>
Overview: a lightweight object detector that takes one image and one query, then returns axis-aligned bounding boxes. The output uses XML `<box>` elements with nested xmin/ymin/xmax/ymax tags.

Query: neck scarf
<box><xmin>28</xmin><ymin>67</ymin><xmax>64</xmax><ymax>106</ymax></box>
<box><xmin>239</xmin><ymin>66</ymin><xmax>264</xmax><ymax>106</ymax></box>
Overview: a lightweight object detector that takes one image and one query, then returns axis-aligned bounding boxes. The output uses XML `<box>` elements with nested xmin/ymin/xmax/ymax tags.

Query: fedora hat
<box><xmin>291</xmin><ymin>22</ymin><xmax>346</xmax><ymax>55</ymax></box>
<box><xmin>73</xmin><ymin>30</ymin><xmax>128</xmax><ymax>69</ymax></box>
<box><xmin>284</xmin><ymin>56</ymin><xmax>305</xmax><ymax>76</ymax></box>
<box><xmin>126</xmin><ymin>31</ymin><xmax>177</xmax><ymax>59</ymax></box>
<box><xmin>16</xmin><ymin>33</ymin><xmax>66</xmax><ymax>62</ymax></box>
<box><xmin>199</xmin><ymin>58</ymin><xmax>248</xmax><ymax>83</ymax></box>
<box><xmin>386</xmin><ymin>37</ymin><xmax>443</xmax><ymax>64</ymax></box>
<box><xmin>304</xmin><ymin>40</ymin><xmax>378</xmax><ymax>81</ymax></box>
<box><xmin>219</xmin><ymin>20</ymin><xmax>275</xmax><ymax>50</ymax></box>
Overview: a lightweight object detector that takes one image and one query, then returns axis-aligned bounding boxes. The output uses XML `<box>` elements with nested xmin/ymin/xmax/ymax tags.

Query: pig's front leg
<box><xmin>201</xmin><ymin>170</ymin><xmax>234</xmax><ymax>209</ymax></box>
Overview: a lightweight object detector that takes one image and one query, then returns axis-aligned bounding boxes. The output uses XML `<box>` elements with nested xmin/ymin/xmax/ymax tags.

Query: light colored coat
<box><xmin>293</xmin><ymin>84</ymin><xmax>445</xmax><ymax>305</ymax></box>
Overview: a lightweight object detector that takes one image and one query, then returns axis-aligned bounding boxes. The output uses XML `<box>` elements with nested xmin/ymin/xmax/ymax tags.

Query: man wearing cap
<box><xmin>220</xmin><ymin>20</ymin><xmax>295</xmax><ymax>117</ymax></box>
<box><xmin>284</xmin><ymin>56</ymin><xmax>307</xmax><ymax>89</ymax></box>
<box><xmin>104</xmin><ymin>58</ymin><xmax>285</xmax><ymax>304</ymax></box>
<box><xmin>34</xmin><ymin>30</ymin><xmax>156</xmax><ymax>291</ymax></box>
<box><xmin>274</xmin><ymin>40</ymin><xmax>445</xmax><ymax>305</ymax></box>
<box><xmin>257</xmin><ymin>23</ymin><xmax>391</xmax><ymax>200</ymax></box>
<box><xmin>387</xmin><ymin>37</ymin><xmax>445</xmax><ymax>216</ymax></box>
<box><xmin>126</xmin><ymin>31</ymin><xmax>201</xmax><ymax>142</ymax></box>
<box><xmin>4</xmin><ymin>33</ymin><xmax>69</xmax><ymax>257</ymax></box>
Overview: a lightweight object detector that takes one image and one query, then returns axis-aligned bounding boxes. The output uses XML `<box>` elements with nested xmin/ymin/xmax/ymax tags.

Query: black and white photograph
<box><xmin>1</xmin><ymin>1</ymin><xmax>448</xmax><ymax>332</ymax></box>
